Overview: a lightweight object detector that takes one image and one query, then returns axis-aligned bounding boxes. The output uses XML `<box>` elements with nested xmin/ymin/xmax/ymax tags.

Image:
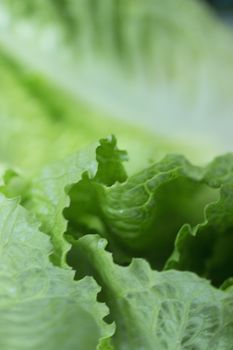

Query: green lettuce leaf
<box><xmin>76</xmin><ymin>234</ymin><xmax>233</xmax><ymax>350</ymax></box>
<box><xmin>166</xmin><ymin>154</ymin><xmax>233</xmax><ymax>286</ymax></box>
<box><xmin>26</xmin><ymin>136</ymin><xmax>127</xmax><ymax>267</ymax></box>
<box><xmin>62</xmin><ymin>148</ymin><xmax>233</xmax><ymax>285</ymax></box>
<box><xmin>25</xmin><ymin>133</ymin><xmax>232</xmax><ymax>284</ymax></box>
<box><xmin>65</xmin><ymin>153</ymin><xmax>208</xmax><ymax>266</ymax></box>
<box><xmin>1</xmin><ymin>0</ymin><xmax>233</xmax><ymax>159</ymax></box>
<box><xmin>0</xmin><ymin>193</ymin><xmax>113</xmax><ymax>350</ymax></box>
<box><xmin>1</xmin><ymin>136</ymin><xmax>233</xmax><ymax>348</ymax></box>
<box><xmin>0</xmin><ymin>2</ymin><xmax>233</xmax><ymax>348</ymax></box>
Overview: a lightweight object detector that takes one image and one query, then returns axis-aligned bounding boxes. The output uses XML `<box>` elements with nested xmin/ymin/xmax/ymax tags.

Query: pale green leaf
<box><xmin>0</xmin><ymin>194</ymin><xmax>113</xmax><ymax>350</ymax></box>
<box><xmin>0</xmin><ymin>0</ymin><xmax>233</xmax><ymax>154</ymax></box>
<box><xmin>77</xmin><ymin>234</ymin><xmax>233</xmax><ymax>350</ymax></box>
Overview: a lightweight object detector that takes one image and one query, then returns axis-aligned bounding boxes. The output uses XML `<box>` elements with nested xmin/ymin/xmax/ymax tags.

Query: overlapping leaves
<box><xmin>1</xmin><ymin>136</ymin><xmax>233</xmax><ymax>349</ymax></box>
<box><xmin>0</xmin><ymin>193</ymin><xmax>113</xmax><ymax>350</ymax></box>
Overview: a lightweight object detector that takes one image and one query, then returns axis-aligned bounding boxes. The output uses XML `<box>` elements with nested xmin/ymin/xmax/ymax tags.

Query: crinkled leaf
<box><xmin>66</xmin><ymin>154</ymin><xmax>215</xmax><ymax>265</ymax></box>
<box><xmin>94</xmin><ymin>135</ymin><xmax>128</xmax><ymax>186</ymax></box>
<box><xmin>77</xmin><ymin>234</ymin><xmax>233</xmax><ymax>350</ymax></box>
<box><xmin>65</xmin><ymin>152</ymin><xmax>233</xmax><ymax>285</ymax></box>
<box><xmin>27</xmin><ymin>136</ymin><xmax>126</xmax><ymax>267</ymax></box>
<box><xmin>0</xmin><ymin>194</ymin><xmax>113</xmax><ymax>350</ymax></box>
<box><xmin>166</xmin><ymin>155</ymin><xmax>233</xmax><ymax>286</ymax></box>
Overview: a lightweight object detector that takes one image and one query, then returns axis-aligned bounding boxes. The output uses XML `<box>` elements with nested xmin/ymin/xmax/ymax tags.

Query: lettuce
<box><xmin>1</xmin><ymin>136</ymin><xmax>232</xmax><ymax>349</ymax></box>
<box><xmin>77</xmin><ymin>234</ymin><xmax>233</xmax><ymax>350</ymax></box>
<box><xmin>1</xmin><ymin>0</ymin><xmax>233</xmax><ymax>164</ymax></box>
<box><xmin>0</xmin><ymin>193</ymin><xmax>113</xmax><ymax>350</ymax></box>
<box><xmin>0</xmin><ymin>1</ymin><xmax>233</xmax><ymax>349</ymax></box>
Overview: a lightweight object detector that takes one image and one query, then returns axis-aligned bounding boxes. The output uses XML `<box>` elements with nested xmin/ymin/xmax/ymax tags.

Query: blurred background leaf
<box><xmin>0</xmin><ymin>0</ymin><xmax>232</xmax><ymax>173</ymax></box>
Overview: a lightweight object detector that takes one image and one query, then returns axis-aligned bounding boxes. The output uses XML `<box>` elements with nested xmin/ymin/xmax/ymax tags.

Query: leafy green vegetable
<box><xmin>61</xmin><ymin>149</ymin><xmax>232</xmax><ymax>286</ymax></box>
<box><xmin>1</xmin><ymin>0</ymin><xmax>233</xmax><ymax>159</ymax></box>
<box><xmin>0</xmin><ymin>193</ymin><xmax>113</xmax><ymax>350</ymax></box>
<box><xmin>76</xmin><ymin>234</ymin><xmax>233</xmax><ymax>350</ymax></box>
<box><xmin>165</xmin><ymin>155</ymin><xmax>233</xmax><ymax>285</ymax></box>
<box><xmin>1</xmin><ymin>134</ymin><xmax>233</xmax><ymax>348</ymax></box>
<box><xmin>26</xmin><ymin>135</ymin><xmax>127</xmax><ymax>267</ymax></box>
<box><xmin>0</xmin><ymin>1</ymin><xmax>233</xmax><ymax>348</ymax></box>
